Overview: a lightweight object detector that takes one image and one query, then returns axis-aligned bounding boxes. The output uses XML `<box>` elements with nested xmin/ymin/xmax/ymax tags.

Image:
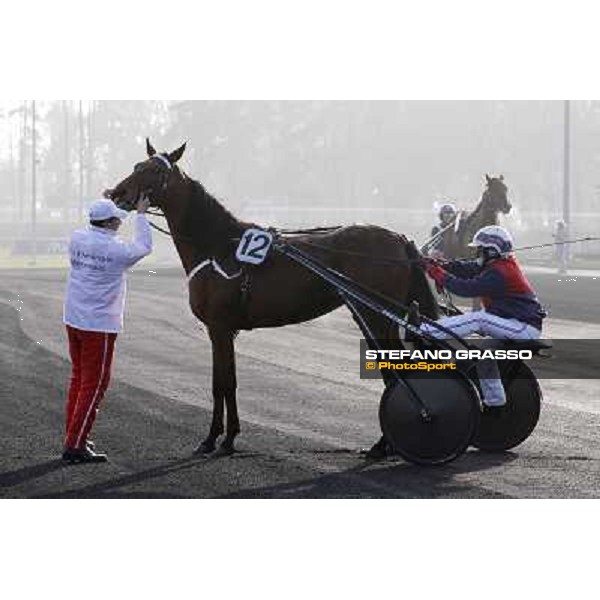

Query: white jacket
<box><xmin>63</xmin><ymin>214</ymin><xmax>152</xmax><ymax>333</ymax></box>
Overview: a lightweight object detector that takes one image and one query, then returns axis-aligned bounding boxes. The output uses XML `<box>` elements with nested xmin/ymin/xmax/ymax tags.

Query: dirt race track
<box><xmin>1</xmin><ymin>267</ymin><xmax>600</xmax><ymax>498</ymax></box>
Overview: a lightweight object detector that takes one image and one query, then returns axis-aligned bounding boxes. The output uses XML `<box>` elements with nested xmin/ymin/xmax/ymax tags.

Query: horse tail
<box><xmin>404</xmin><ymin>239</ymin><xmax>440</xmax><ymax>320</ymax></box>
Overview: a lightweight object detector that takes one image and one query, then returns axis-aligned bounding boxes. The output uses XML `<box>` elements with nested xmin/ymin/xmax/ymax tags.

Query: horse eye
<box><xmin>134</xmin><ymin>163</ymin><xmax>144</xmax><ymax>172</ymax></box>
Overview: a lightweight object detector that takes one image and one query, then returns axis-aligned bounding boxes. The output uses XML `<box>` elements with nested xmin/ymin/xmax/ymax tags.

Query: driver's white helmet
<box><xmin>439</xmin><ymin>203</ymin><xmax>457</xmax><ymax>217</ymax></box>
<box><xmin>469</xmin><ymin>225</ymin><xmax>514</xmax><ymax>255</ymax></box>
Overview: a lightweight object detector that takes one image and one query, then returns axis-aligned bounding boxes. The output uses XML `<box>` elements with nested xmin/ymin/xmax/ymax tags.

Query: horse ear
<box><xmin>168</xmin><ymin>142</ymin><xmax>187</xmax><ymax>164</ymax></box>
<box><xmin>499</xmin><ymin>174</ymin><xmax>504</xmax><ymax>181</ymax></box>
<box><xmin>485</xmin><ymin>174</ymin><xmax>491</xmax><ymax>183</ymax></box>
<box><xmin>146</xmin><ymin>138</ymin><xmax>157</xmax><ymax>157</ymax></box>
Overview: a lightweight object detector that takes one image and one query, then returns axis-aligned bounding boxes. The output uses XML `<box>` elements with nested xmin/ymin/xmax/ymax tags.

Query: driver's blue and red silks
<box><xmin>422</xmin><ymin>255</ymin><xmax>546</xmax><ymax>407</ymax></box>
<box><xmin>64</xmin><ymin>326</ymin><xmax>117</xmax><ymax>450</ymax></box>
<box><xmin>439</xmin><ymin>256</ymin><xmax>546</xmax><ymax>330</ymax></box>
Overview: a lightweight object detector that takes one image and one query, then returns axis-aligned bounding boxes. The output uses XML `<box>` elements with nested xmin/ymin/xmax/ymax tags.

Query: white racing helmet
<box><xmin>439</xmin><ymin>203</ymin><xmax>457</xmax><ymax>217</ymax></box>
<box><xmin>469</xmin><ymin>225</ymin><xmax>514</xmax><ymax>255</ymax></box>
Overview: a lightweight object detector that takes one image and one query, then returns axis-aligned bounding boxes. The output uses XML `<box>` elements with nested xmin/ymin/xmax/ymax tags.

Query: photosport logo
<box><xmin>363</xmin><ymin>349</ymin><xmax>459</xmax><ymax>373</ymax></box>
<box><xmin>358</xmin><ymin>340</ymin><xmax>600</xmax><ymax>380</ymax></box>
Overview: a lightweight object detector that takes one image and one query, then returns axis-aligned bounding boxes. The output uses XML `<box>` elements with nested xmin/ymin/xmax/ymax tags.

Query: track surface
<box><xmin>1</xmin><ymin>267</ymin><xmax>600</xmax><ymax>498</ymax></box>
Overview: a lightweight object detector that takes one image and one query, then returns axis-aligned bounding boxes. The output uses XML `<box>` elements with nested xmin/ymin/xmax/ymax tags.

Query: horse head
<box><xmin>110</xmin><ymin>138</ymin><xmax>187</xmax><ymax>211</ymax></box>
<box><xmin>484</xmin><ymin>174</ymin><xmax>512</xmax><ymax>215</ymax></box>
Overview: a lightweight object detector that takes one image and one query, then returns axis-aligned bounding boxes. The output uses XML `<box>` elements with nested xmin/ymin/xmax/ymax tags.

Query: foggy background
<box><xmin>0</xmin><ymin>100</ymin><xmax>598</xmax><ymax>265</ymax></box>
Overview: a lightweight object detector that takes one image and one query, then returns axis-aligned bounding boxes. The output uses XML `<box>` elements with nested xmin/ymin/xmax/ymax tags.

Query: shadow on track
<box><xmin>35</xmin><ymin>456</ymin><xmax>209</xmax><ymax>499</ymax></box>
<box><xmin>219</xmin><ymin>450</ymin><xmax>518</xmax><ymax>499</ymax></box>
<box><xmin>0</xmin><ymin>460</ymin><xmax>67</xmax><ymax>489</ymax></box>
<box><xmin>32</xmin><ymin>450</ymin><xmax>517</xmax><ymax>499</ymax></box>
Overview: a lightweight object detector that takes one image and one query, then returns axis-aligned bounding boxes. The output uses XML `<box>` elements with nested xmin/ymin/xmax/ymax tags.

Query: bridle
<box><xmin>136</xmin><ymin>154</ymin><xmax>178</xmax><ymax>235</ymax></box>
<box><xmin>114</xmin><ymin>153</ymin><xmax>196</xmax><ymax>243</ymax></box>
<box><xmin>113</xmin><ymin>153</ymin><xmax>173</xmax><ymax>214</ymax></box>
<box><xmin>145</xmin><ymin>154</ymin><xmax>173</xmax><ymax>204</ymax></box>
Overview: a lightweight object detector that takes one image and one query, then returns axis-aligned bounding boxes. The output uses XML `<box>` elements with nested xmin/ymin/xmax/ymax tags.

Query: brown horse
<box><xmin>110</xmin><ymin>140</ymin><xmax>439</xmax><ymax>456</ymax></box>
<box><xmin>438</xmin><ymin>175</ymin><xmax>512</xmax><ymax>259</ymax></box>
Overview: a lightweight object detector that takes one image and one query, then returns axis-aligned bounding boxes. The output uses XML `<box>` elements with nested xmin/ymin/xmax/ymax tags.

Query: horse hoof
<box><xmin>214</xmin><ymin>444</ymin><xmax>235</xmax><ymax>457</ymax></box>
<box><xmin>194</xmin><ymin>441</ymin><xmax>215</xmax><ymax>455</ymax></box>
<box><xmin>361</xmin><ymin>437</ymin><xmax>393</xmax><ymax>460</ymax></box>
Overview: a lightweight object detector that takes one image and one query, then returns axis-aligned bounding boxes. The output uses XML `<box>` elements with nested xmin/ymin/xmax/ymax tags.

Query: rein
<box><xmin>146</xmin><ymin>210</ymin><xmax>340</xmax><ymax>239</ymax></box>
<box><xmin>289</xmin><ymin>238</ymin><xmax>422</xmax><ymax>265</ymax></box>
<box><xmin>146</xmin><ymin>214</ymin><xmax>198</xmax><ymax>245</ymax></box>
<box><xmin>147</xmin><ymin>205</ymin><xmax>600</xmax><ymax>266</ymax></box>
<box><xmin>290</xmin><ymin>235</ymin><xmax>600</xmax><ymax>263</ymax></box>
<box><xmin>275</xmin><ymin>225</ymin><xmax>343</xmax><ymax>235</ymax></box>
<box><xmin>420</xmin><ymin>215</ymin><xmax>459</xmax><ymax>254</ymax></box>
<box><xmin>148</xmin><ymin>220</ymin><xmax>173</xmax><ymax>236</ymax></box>
<box><xmin>511</xmin><ymin>236</ymin><xmax>600</xmax><ymax>252</ymax></box>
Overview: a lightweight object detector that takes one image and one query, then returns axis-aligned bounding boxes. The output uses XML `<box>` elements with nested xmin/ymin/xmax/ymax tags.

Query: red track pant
<box><xmin>64</xmin><ymin>325</ymin><xmax>117</xmax><ymax>450</ymax></box>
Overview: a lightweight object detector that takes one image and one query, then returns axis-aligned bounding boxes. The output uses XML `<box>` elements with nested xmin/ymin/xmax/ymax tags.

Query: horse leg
<box><xmin>195</xmin><ymin>329</ymin><xmax>230</xmax><ymax>454</ymax></box>
<box><xmin>370</xmin><ymin>315</ymin><xmax>403</xmax><ymax>458</ymax></box>
<box><xmin>211</xmin><ymin>330</ymin><xmax>240</xmax><ymax>456</ymax></box>
<box><xmin>351</xmin><ymin>308</ymin><xmax>400</xmax><ymax>459</ymax></box>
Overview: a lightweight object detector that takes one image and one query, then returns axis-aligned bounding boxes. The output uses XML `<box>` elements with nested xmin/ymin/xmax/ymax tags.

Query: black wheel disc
<box><xmin>379</xmin><ymin>371</ymin><xmax>481</xmax><ymax>466</ymax></box>
<box><xmin>471</xmin><ymin>360</ymin><xmax>542</xmax><ymax>452</ymax></box>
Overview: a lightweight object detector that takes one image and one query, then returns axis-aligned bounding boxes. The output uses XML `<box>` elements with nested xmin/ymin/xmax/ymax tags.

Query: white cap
<box><xmin>88</xmin><ymin>199</ymin><xmax>129</xmax><ymax>222</ymax></box>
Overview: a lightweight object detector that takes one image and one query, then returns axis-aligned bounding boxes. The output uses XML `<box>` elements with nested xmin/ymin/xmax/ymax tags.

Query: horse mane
<box><xmin>405</xmin><ymin>240</ymin><xmax>439</xmax><ymax>319</ymax></box>
<box><xmin>181</xmin><ymin>177</ymin><xmax>245</xmax><ymax>256</ymax></box>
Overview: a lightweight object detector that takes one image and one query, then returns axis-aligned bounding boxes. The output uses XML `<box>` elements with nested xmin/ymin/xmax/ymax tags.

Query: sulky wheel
<box><xmin>471</xmin><ymin>360</ymin><xmax>542</xmax><ymax>452</ymax></box>
<box><xmin>379</xmin><ymin>371</ymin><xmax>481</xmax><ymax>466</ymax></box>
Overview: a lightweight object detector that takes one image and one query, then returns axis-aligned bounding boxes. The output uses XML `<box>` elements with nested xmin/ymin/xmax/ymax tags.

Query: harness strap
<box><xmin>187</xmin><ymin>259</ymin><xmax>242</xmax><ymax>283</ymax></box>
<box><xmin>212</xmin><ymin>260</ymin><xmax>242</xmax><ymax>280</ymax></box>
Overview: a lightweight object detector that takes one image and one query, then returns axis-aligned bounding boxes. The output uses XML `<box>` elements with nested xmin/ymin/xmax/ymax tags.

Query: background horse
<box><xmin>438</xmin><ymin>175</ymin><xmax>512</xmax><ymax>259</ymax></box>
<box><xmin>110</xmin><ymin>139</ymin><xmax>439</xmax><ymax>456</ymax></box>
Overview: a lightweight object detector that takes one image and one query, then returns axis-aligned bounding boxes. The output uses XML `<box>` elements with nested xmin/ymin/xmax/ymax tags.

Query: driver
<box><xmin>62</xmin><ymin>196</ymin><xmax>152</xmax><ymax>463</ymax></box>
<box><xmin>418</xmin><ymin>225</ymin><xmax>546</xmax><ymax>410</ymax></box>
<box><xmin>428</xmin><ymin>203</ymin><xmax>457</xmax><ymax>259</ymax></box>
